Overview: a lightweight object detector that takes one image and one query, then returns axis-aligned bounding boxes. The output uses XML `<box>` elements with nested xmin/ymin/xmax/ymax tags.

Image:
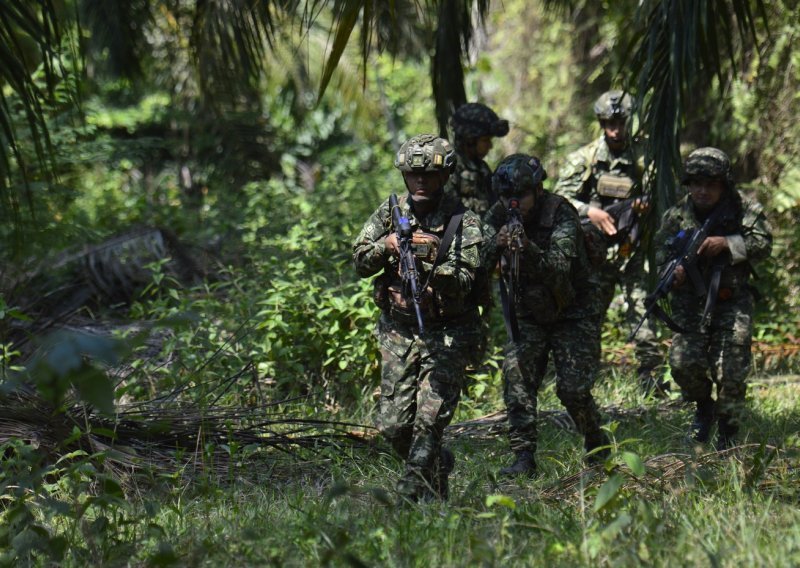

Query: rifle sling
<box><xmin>421</xmin><ymin>204</ymin><xmax>466</xmax><ymax>293</ymax></box>
<box><xmin>650</xmin><ymin>302</ymin><xmax>687</xmax><ymax>334</ymax></box>
<box><xmin>701</xmin><ymin>262</ymin><xmax>724</xmax><ymax>329</ymax></box>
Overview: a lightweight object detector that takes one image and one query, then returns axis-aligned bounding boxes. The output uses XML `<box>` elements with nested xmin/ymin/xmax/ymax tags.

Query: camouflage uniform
<box><xmin>352</xmin><ymin>135</ymin><xmax>483</xmax><ymax>500</ymax></box>
<box><xmin>655</xmin><ymin>147</ymin><xmax>772</xmax><ymax>447</ymax></box>
<box><xmin>483</xmin><ymin>155</ymin><xmax>606</xmax><ymax>471</ymax></box>
<box><xmin>554</xmin><ymin>91</ymin><xmax>662</xmax><ymax>384</ymax></box>
<box><xmin>447</xmin><ymin>102</ymin><xmax>510</xmax><ymax>217</ymax></box>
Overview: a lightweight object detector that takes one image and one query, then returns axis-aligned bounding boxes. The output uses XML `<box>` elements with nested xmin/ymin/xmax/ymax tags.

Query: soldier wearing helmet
<box><xmin>448</xmin><ymin>102</ymin><xmax>510</xmax><ymax>216</ymax></box>
<box><xmin>554</xmin><ymin>90</ymin><xmax>666</xmax><ymax>395</ymax></box>
<box><xmin>655</xmin><ymin>147</ymin><xmax>772</xmax><ymax>450</ymax></box>
<box><xmin>352</xmin><ymin>134</ymin><xmax>484</xmax><ymax>502</ymax></box>
<box><xmin>482</xmin><ymin>154</ymin><xmax>608</xmax><ymax>477</ymax></box>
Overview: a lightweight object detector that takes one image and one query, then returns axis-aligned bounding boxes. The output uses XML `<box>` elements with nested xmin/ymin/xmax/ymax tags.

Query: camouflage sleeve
<box><xmin>553</xmin><ymin>148</ymin><xmax>592</xmax><ymax>217</ymax></box>
<box><xmin>431</xmin><ymin>210</ymin><xmax>483</xmax><ymax>300</ymax></box>
<box><xmin>352</xmin><ymin>198</ymin><xmax>392</xmax><ymax>278</ymax></box>
<box><xmin>479</xmin><ymin>201</ymin><xmax>506</xmax><ymax>270</ymax></box>
<box><xmin>726</xmin><ymin>198</ymin><xmax>772</xmax><ymax>265</ymax></box>
<box><xmin>521</xmin><ymin>203</ymin><xmax>577</xmax><ymax>281</ymax></box>
<box><xmin>654</xmin><ymin>206</ymin><xmax>683</xmax><ymax>268</ymax></box>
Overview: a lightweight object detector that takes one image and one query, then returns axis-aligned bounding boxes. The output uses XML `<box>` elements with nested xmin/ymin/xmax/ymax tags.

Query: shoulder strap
<box><xmin>422</xmin><ymin>203</ymin><xmax>466</xmax><ymax>291</ymax></box>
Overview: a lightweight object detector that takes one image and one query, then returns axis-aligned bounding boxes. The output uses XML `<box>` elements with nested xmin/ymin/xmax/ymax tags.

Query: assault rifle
<box><xmin>389</xmin><ymin>193</ymin><xmax>425</xmax><ymax>334</ymax></box>
<box><xmin>499</xmin><ymin>198</ymin><xmax>525</xmax><ymax>342</ymax></box>
<box><xmin>629</xmin><ymin>200</ymin><xmax>730</xmax><ymax>341</ymax></box>
<box><xmin>603</xmin><ymin>195</ymin><xmax>650</xmax><ymax>252</ymax></box>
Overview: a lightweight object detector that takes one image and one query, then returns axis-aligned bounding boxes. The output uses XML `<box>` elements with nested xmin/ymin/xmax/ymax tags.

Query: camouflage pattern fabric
<box><xmin>655</xmin><ymin>193</ymin><xmax>772</xmax><ymax>431</ymax></box>
<box><xmin>445</xmin><ymin>152</ymin><xmax>496</xmax><ymax>218</ymax></box>
<box><xmin>554</xmin><ymin>135</ymin><xmax>662</xmax><ymax>374</ymax></box>
<box><xmin>482</xmin><ymin>192</ymin><xmax>604</xmax><ymax>453</ymax></box>
<box><xmin>353</xmin><ymin>190</ymin><xmax>483</xmax><ymax>500</ymax></box>
<box><xmin>502</xmin><ymin>317</ymin><xmax>603</xmax><ymax>452</ymax></box>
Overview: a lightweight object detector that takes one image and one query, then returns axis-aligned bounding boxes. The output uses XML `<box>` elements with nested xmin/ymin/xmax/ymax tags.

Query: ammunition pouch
<box><xmin>596</xmin><ymin>173</ymin><xmax>634</xmax><ymax>199</ymax></box>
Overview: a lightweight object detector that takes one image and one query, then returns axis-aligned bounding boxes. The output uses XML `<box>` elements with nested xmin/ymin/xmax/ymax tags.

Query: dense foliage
<box><xmin>0</xmin><ymin>0</ymin><xmax>798</xmax><ymax>565</ymax></box>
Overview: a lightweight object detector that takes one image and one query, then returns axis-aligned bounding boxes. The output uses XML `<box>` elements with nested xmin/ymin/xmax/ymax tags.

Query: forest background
<box><xmin>1</xmin><ymin>0</ymin><xmax>799</xmax><ymax>566</ymax></box>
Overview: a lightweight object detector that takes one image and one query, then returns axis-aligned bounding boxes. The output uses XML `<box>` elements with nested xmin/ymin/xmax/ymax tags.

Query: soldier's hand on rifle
<box><xmin>384</xmin><ymin>234</ymin><xmax>400</xmax><ymax>256</ymax></box>
<box><xmin>632</xmin><ymin>198</ymin><xmax>650</xmax><ymax>214</ymax></box>
<box><xmin>697</xmin><ymin>236</ymin><xmax>729</xmax><ymax>258</ymax></box>
<box><xmin>588</xmin><ymin>206</ymin><xmax>617</xmax><ymax>236</ymax></box>
<box><xmin>496</xmin><ymin>224</ymin><xmax>527</xmax><ymax>251</ymax></box>
<box><xmin>673</xmin><ymin>265</ymin><xmax>687</xmax><ymax>288</ymax></box>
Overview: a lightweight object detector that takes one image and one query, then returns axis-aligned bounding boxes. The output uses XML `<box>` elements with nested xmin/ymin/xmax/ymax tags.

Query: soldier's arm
<box><xmin>479</xmin><ymin>202</ymin><xmax>506</xmax><ymax>270</ymax></box>
<box><xmin>520</xmin><ymin>205</ymin><xmax>576</xmax><ymax>281</ymax></box>
<box><xmin>553</xmin><ymin>150</ymin><xmax>592</xmax><ymax>216</ymax></box>
<box><xmin>430</xmin><ymin>212</ymin><xmax>483</xmax><ymax>299</ymax></box>
<box><xmin>352</xmin><ymin>199</ymin><xmax>392</xmax><ymax>278</ymax></box>
<box><xmin>726</xmin><ymin>199</ymin><xmax>773</xmax><ymax>265</ymax></box>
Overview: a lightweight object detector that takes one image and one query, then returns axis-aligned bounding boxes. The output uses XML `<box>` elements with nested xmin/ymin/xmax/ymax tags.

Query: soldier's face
<box><xmin>474</xmin><ymin>136</ymin><xmax>493</xmax><ymax>159</ymax></box>
<box><xmin>601</xmin><ymin>117</ymin><xmax>627</xmax><ymax>150</ymax></box>
<box><xmin>404</xmin><ymin>170</ymin><xmax>446</xmax><ymax>204</ymax></box>
<box><xmin>502</xmin><ymin>189</ymin><xmax>537</xmax><ymax>219</ymax></box>
<box><xmin>688</xmin><ymin>178</ymin><xmax>725</xmax><ymax>212</ymax></box>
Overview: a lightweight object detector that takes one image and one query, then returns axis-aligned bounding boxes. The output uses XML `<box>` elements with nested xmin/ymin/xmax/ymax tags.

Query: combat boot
<box><xmin>715</xmin><ymin>417</ymin><xmax>737</xmax><ymax>451</ymax></box>
<box><xmin>435</xmin><ymin>447</ymin><xmax>455</xmax><ymax>501</ymax></box>
<box><xmin>689</xmin><ymin>398</ymin><xmax>715</xmax><ymax>443</ymax></box>
<box><xmin>584</xmin><ymin>430</ymin><xmax>610</xmax><ymax>464</ymax></box>
<box><xmin>499</xmin><ymin>450</ymin><xmax>537</xmax><ymax>477</ymax></box>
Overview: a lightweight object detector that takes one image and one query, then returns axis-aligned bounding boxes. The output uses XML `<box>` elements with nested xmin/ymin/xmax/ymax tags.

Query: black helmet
<box><xmin>492</xmin><ymin>153</ymin><xmax>547</xmax><ymax>198</ymax></box>
<box><xmin>450</xmin><ymin>103</ymin><xmax>510</xmax><ymax>140</ymax></box>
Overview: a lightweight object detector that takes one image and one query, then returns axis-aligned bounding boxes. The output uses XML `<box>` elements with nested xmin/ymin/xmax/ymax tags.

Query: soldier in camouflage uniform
<box><xmin>554</xmin><ymin>90</ymin><xmax>666</xmax><ymax>394</ymax></box>
<box><xmin>483</xmin><ymin>154</ymin><xmax>608</xmax><ymax>476</ymax></box>
<box><xmin>655</xmin><ymin>147</ymin><xmax>772</xmax><ymax>450</ymax></box>
<box><xmin>447</xmin><ymin>102</ymin><xmax>510</xmax><ymax>217</ymax></box>
<box><xmin>352</xmin><ymin>134</ymin><xmax>483</xmax><ymax>501</ymax></box>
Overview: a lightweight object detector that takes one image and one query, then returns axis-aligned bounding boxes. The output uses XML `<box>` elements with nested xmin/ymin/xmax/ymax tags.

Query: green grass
<box><xmin>18</xmin><ymin>372</ymin><xmax>794</xmax><ymax>567</ymax></box>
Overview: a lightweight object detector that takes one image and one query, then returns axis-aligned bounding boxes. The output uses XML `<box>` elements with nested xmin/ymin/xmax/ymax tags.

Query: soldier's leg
<box><xmin>550</xmin><ymin>318</ymin><xmax>607</xmax><ymax>459</ymax></box>
<box><xmin>670</xmin><ymin>331</ymin><xmax>716</xmax><ymax>442</ymax></box>
<box><xmin>502</xmin><ymin>321</ymin><xmax>549</xmax><ymax>454</ymax></box>
<box><xmin>710</xmin><ymin>297</ymin><xmax>753</xmax><ymax>449</ymax></box>
<box><xmin>375</xmin><ymin>321</ymin><xmax>420</xmax><ymax>460</ymax></box>
<box><xmin>398</xmin><ymin>344</ymin><xmax>465</xmax><ymax>500</ymax></box>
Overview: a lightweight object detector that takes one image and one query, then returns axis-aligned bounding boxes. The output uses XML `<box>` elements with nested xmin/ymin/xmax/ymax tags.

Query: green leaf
<box><xmin>72</xmin><ymin>368</ymin><xmax>116</xmax><ymax>415</ymax></box>
<box><xmin>621</xmin><ymin>451</ymin><xmax>645</xmax><ymax>477</ymax></box>
<box><xmin>594</xmin><ymin>474</ymin><xmax>624</xmax><ymax>513</ymax></box>
<box><xmin>485</xmin><ymin>494</ymin><xmax>516</xmax><ymax>509</ymax></box>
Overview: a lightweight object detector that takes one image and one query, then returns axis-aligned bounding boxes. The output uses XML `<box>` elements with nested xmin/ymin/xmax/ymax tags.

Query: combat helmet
<box><xmin>492</xmin><ymin>153</ymin><xmax>547</xmax><ymax>198</ymax></box>
<box><xmin>450</xmin><ymin>103</ymin><xmax>510</xmax><ymax>141</ymax></box>
<box><xmin>593</xmin><ymin>90</ymin><xmax>633</xmax><ymax>121</ymax></box>
<box><xmin>681</xmin><ymin>147</ymin><xmax>734</xmax><ymax>189</ymax></box>
<box><xmin>394</xmin><ymin>134</ymin><xmax>456</xmax><ymax>173</ymax></box>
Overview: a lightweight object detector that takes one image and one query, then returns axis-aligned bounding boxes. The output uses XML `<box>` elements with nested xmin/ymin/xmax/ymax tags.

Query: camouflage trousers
<box><xmin>374</xmin><ymin>312</ymin><xmax>479</xmax><ymax>499</ymax></box>
<box><xmin>503</xmin><ymin>316</ymin><xmax>603</xmax><ymax>453</ymax></box>
<box><xmin>669</xmin><ymin>292</ymin><xmax>754</xmax><ymax>431</ymax></box>
<box><xmin>597</xmin><ymin>252</ymin><xmax>663</xmax><ymax>374</ymax></box>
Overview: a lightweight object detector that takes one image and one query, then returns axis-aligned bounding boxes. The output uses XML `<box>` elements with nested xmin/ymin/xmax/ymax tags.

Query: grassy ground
<box><xmin>113</xmin><ymin>372</ymin><xmax>800</xmax><ymax>567</ymax></box>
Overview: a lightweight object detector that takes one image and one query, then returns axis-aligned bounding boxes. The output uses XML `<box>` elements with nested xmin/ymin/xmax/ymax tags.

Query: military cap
<box><xmin>450</xmin><ymin>103</ymin><xmax>510</xmax><ymax>139</ymax></box>
<box><xmin>681</xmin><ymin>147</ymin><xmax>734</xmax><ymax>188</ymax></box>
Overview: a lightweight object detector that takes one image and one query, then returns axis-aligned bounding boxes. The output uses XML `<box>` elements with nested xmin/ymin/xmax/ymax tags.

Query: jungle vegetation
<box><xmin>1</xmin><ymin>0</ymin><xmax>798</xmax><ymax>565</ymax></box>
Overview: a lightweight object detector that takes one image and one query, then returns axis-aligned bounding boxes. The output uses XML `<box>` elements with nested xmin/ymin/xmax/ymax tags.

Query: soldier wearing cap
<box><xmin>353</xmin><ymin>134</ymin><xmax>484</xmax><ymax>502</ymax></box>
<box><xmin>448</xmin><ymin>102</ymin><xmax>510</xmax><ymax>217</ymax></box>
<box><xmin>655</xmin><ymin>147</ymin><xmax>772</xmax><ymax>449</ymax></box>
<box><xmin>482</xmin><ymin>154</ymin><xmax>608</xmax><ymax>477</ymax></box>
<box><xmin>554</xmin><ymin>90</ymin><xmax>665</xmax><ymax>394</ymax></box>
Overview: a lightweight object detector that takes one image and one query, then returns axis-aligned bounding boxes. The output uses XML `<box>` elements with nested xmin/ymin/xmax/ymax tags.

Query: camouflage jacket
<box><xmin>553</xmin><ymin>136</ymin><xmax>645</xmax><ymax>217</ymax></box>
<box><xmin>353</xmin><ymin>191</ymin><xmax>483</xmax><ymax>324</ymax></box>
<box><xmin>654</xmin><ymin>193</ymin><xmax>773</xmax><ymax>307</ymax></box>
<box><xmin>482</xmin><ymin>192</ymin><xmax>601</xmax><ymax>323</ymax></box>
<box><xmin>445</xmin><ymin>151</ymin><xmax>495</xmax><ymax>217</ymax></box>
